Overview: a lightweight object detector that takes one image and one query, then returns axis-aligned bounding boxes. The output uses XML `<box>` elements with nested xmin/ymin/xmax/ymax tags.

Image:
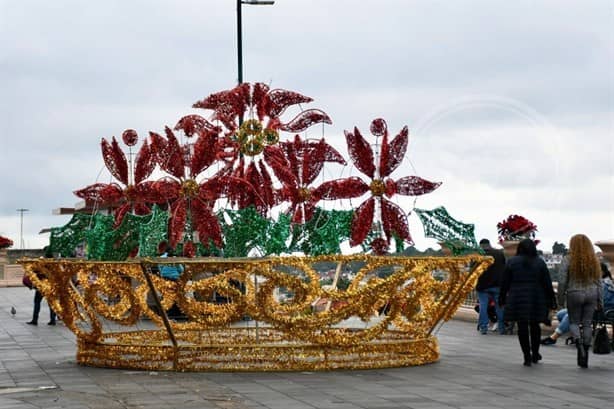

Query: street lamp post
<box><xmin>236</xmin><ymin>0</ymin><xmax>275</xmax><ymax>86</ymax></box>
<box><xmin>16</xmin><ymin>208</ymin><xmax>29</xmax><ymax>250</ymax></box>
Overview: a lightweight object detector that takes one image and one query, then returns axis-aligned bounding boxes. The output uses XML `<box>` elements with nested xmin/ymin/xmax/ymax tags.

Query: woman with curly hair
<box><xmin>557</xmin><ymin>234</ymin><xmax>603</xmax><ymax>368</ymax></box>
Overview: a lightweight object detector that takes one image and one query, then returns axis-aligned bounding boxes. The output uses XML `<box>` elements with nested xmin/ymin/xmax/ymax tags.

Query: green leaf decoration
<box><xmin>414</xmin><ymin>206</ymin><xmax>482</xmax><ymax>255</ymax></box>
<box><xmin>49</xmin><ymin>213</ymin><xmax>99</xmax><ymax>258</ymax></box>
<box><xmin>290</xmin><ymin>208</ymin><xmax>353</xmax><ymax>256</ymax></box>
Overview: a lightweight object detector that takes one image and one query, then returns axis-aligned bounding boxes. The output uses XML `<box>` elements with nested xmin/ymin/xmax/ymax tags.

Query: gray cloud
<box><xmin>1</xmin><ymin>0</ymin><xmax>612</xmax><ymax>249</ymax></box>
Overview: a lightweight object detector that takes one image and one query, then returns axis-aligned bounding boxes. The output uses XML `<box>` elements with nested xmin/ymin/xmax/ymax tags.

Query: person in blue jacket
<box><xmin>157</xmin><ymin>244</ymin><xmax>184</xmax><ymax>280</ymax></box>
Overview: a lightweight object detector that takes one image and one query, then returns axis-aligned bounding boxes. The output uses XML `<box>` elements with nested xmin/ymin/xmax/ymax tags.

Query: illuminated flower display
<box><xmin>497</xmin><ymin>214</ymin><xmax>538</xmax><ymax>242</ymax></box>
<box><xmin>192</xmin><ymin>82</ymin><xmax>333</xmax><ymax>213</ymax></box>
<box><xmin>149</xmin><ymin>126</ymin><xmax>252</xmax><ymax>249</ymax></box>
<box><xmin>0</xmin><ymin>235</ymin><xmax>13</xmax><ymax>249</ymax></box>
<box><xmin>74</xmin><ymin>130</ymin><xmax>158</xmax><ymax>226</ymax></box>
<box><xmin>264</xmin><ymin>135</ymin><xmax>346</xmax><ymax>223</ymax></box>
<box><xmin>71</xmin><ymin>84</ymin><xmax>441</xmax><ymax>258</ymax></box>
<box><xmin>317</xmin><ymin>119</ymin><xmax>441</xmax><ymax>252</ymax></box>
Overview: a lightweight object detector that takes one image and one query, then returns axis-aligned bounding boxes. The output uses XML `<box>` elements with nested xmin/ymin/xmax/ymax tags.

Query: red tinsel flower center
<box><xmin>181</xmin><ymin>179</ymin><xmax>200</xmax><ymax>198</ymax></box>
<box><xmin>370</xmin><ymin>179</ymin><xmax>386</xmax><ymax>196</ymax></box>
<box><xmin>298</xmin><ymin>187</ymin><xmax>311</xmax><ymax>202</ymax></box>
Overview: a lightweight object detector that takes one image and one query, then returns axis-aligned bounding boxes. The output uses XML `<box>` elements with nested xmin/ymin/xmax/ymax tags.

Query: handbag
<box><xmin>22</xmin><ymin>274</ymin><xmax>33</xmax><ymax>290</ymax></box>
<box><xmin>592</xmin><ymin>324</ymin><xmax>611</xmax><ymax>354</ymax></box>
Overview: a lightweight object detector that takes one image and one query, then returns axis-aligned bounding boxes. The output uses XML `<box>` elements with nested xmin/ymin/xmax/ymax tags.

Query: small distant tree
<box><xmin>552</xmin><ymin>241</ymin><xmax>568</xmax><ymax>255</ymax></box>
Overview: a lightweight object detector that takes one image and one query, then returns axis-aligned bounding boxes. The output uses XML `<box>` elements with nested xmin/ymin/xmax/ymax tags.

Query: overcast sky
<box><xmin>1</xmin><ymin>0</ymin><xmax>613</xmax><ymax>252</ymax></box>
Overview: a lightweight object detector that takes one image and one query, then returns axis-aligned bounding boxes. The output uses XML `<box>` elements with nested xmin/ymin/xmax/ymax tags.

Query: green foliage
<box><xmin>552</xmin><ymin>241</ymin><xmax>568</xmax><ymax>255</ymax></box>
<box><xmin>415</xmin><ymin>206</ymin><xmax>482</xmax><ymax>255</ymax></box>
<box><xmin>288</xmin><ymin>208</ymin><xmax>353</xmax><ymax>256</ymax></box>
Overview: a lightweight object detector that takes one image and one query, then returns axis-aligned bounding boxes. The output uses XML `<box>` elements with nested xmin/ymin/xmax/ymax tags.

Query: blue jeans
<box><xmin>477</xmin><ymin>287</ymin><xmax>504</xmax><ymax>333</ymax></box>
<box><xmin>554</xmin><ymin>308</ymin><xmax>569</xmax><ymax>335</ymax></box>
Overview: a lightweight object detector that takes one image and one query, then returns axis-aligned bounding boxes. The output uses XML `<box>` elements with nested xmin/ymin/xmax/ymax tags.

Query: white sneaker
<box><xmin>489</xmin><ymin>322</ymin><xmax>498</xmax><ymax>332</ymax></box>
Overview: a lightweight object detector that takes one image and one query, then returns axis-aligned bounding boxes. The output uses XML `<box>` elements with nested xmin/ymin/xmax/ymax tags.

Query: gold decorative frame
<box><xmin>20</xmin><ymin>255</ymin><xmax>491</xmax><ymax>371</ymax></box>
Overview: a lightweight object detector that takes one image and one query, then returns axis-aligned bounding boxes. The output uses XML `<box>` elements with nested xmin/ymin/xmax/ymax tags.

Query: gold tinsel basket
<box><xmin>19</xmin><ymin>255</ymin><xmax>491</xmax><ymax>372</ymax></box>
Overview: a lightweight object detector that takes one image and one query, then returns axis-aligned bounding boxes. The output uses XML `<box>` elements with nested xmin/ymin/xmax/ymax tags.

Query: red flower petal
<box><xmin>134</xmin><ymin>139</ymin><xmax>155</xmax><ymax>184</ymax></box>
<box><xmin>135</xmin><ymin>181</ymin><xmax>164</xmax><ymax>204</ymax></box>
<box><xmin>174</xmin><ymin>114</ymin><xmax>220</xmax><ymax>137</ymax></box>
<box><xmin>190</xmin><ymin>130</ymin><xmax>219</xmax><ymax>177</ymax></box>
<box><xmin>168</xmin><ymin>200</ymin><xmax>187</xmax><ymax>248</ymax></box>
<box><xmin>279</xmin><ymin>109</ymin><xmax>332</xmax><ymax>133</ymax></box>
<box><xmin>259</xmin><ymin>160</ymin><xmax>277</xmax><ymax>208</ymax></box>
<box><xmin>313</xmin><ymin>177</ymin><xmax>369</xmax><ymax>201</ymax></box>
<box><xmin>380</xmin><ymin>125</ymin><xmax>408</xmax><ymax>178</ymax></box>
<box><xmin>350</xmin><ymin>198</ymin><xmax>375</xmax><ymax>247</ymax></box>
<box><xmin>191</xmin><ymin>199</ymin><xmax>223</xmax><ymax>248</ymax></box>
<box><xmin>252</xmin><ymin>82</ymin><xmax>270</xmax><ymax>120</ymax></box>
<box><xmin>153</xmin><ymin>178</ymin><xmax>181</xmax><ymax>203</ymax></box>
<box><xmin>265</xmin><ymin>88</ymin><xmax>313</xmax><ymax>118</ymax></box>
<box><xmin>162</xmin><ymin>127</ymin><xmax>186</xmax><ymax>179</ymax></box>
<box><xmin>381</xmin><ymin>198</ymin><xmax>412</xmax><ymax>244</ymax></box>
<box><xmin>182</xmin><ymin>240</ymin><xmax>196</xmax><ymax>258</ymax></box>
<box><xmin>345</xmin><ymin>127</ymin><xmax>375</xmax><ymax>178</ymax></box>
<box><xmin>73</xmin><ymin>183</ymin><xmax>123</xmax><ymax>205</ymax></box>
<box><xmin>395</xmin><ymin>176</ymin><xmax>442</xmax><ymax>196</ymax></box>
<box><xmin>264</xmin><ymin>146</ymin><xmax>297</xmax><ymax>188</ymax></box>
<box><xmin>113</xmin><ymin>204</ymin><xmax>132</xmax><ymax>228</ymax></box>
<box><xmin>101</xmin><ymin>137</ymin><xmax>129</xmax><ymax>185</ymax></box>
<box><xmin>302</xmin><ymin>139</ymin><xmax>327</xmax><ymax>185</ymax></box>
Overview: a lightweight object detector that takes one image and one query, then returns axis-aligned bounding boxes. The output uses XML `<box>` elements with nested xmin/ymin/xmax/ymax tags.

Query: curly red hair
<box><xmin>568</xmin><ymin>234</ymin><xmax>601</xmax><ymax>284</ymax></box>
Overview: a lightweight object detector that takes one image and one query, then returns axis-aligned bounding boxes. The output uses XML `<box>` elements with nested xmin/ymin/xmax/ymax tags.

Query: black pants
<box><xmin>32</xmin><ymin>290</ymin><xmax>56</xmax><ymax>324</ymax></box>
<box><xmin>516</xmin><ymin>320</ymin><xmax>541</xmax><ymax>358</ymax></box>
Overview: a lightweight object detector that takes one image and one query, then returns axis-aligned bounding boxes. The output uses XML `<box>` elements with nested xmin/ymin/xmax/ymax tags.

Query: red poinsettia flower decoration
<box><xmin>0</xmin><ymin>235</ymin><xmax>13</xmax><ymax>249</ymax></box>
<box><xmin>149</xmin><ymin>126</ymin><xmax>254</xmax><ymax>249</ymax></box>
<box><xmin>316</xmin><ymin>118</ymin><xmax>441</xmax><ymax>249</ymax></box>
<box><xmin>191</xmin><ymin>82</ymin><xmax>333</xmax><ymax>214</ymax></box>
<box><xmin>497</xmin><ymin>214</ymin><xmax>538</xmax><ymax>242</ymax></box>
<box><xmin>264</xmin><ymin>135</ymin><xmax>346</xmax><ymax>223</ymax></box>
<box><xmin>74</xmin><ymin>131</ymin><xmax>158</xmax><ymax>227</ymax></box>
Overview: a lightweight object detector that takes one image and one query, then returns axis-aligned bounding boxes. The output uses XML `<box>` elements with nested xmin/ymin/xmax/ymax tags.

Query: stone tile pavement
<box><xmin>1</xmin><ymin>286</ymin><xmax>612</xmax><ymax>409</ymax></box>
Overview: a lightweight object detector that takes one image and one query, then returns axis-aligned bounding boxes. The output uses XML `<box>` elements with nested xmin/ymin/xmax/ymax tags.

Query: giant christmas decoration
<box><xmin>22</xmin><ymin>83</ymin><xmax>491</xmax><ymax>372</ymax></box>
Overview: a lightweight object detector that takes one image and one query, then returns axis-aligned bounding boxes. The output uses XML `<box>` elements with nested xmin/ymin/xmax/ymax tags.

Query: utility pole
<box><xmin>16</xmin><ymin>208</ymin><xmax>29</xmax><ymax>249</ymax></box>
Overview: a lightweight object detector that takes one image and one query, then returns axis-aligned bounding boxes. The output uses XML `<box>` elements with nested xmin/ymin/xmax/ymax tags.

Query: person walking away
<box><xmin>27</xmin><ymin>246</ymin><xmax>57</xmax><ymax>326</ymax></box>
<box><xmin>499</xmin><ymin>239</ymin><xmax>556</xmax><ymax>366</ymax></box>
<box><xmin>556</xmin><ymin>234</ymin><xmax>602</xmax><ymax>368</ymax></box>
<box><xmin>476</xmin><ymin>239</ymin><xmax>506</xmax><ymax>334</ymax></box>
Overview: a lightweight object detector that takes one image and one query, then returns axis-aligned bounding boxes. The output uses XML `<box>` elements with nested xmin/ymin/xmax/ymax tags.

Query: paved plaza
<box><xmin>0</xmin><ymin>286</ymin><xmax>612</xmax><ymax>409</ymax></box>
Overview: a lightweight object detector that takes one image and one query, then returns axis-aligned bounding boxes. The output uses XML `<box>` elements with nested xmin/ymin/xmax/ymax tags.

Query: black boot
<box><xmin>523</xmin><ymin>353</ymin><xmax>532</xmax><ymax>366</ymax></box>
<box><xmin>581</xmin><ymin>344</ymin><xmax>590</xmax><ymax>368</ymax></box>
<box><xmin>576</xmin><ymin>340</ymin><xmax>585</xmax><ymax>367</ymax></box>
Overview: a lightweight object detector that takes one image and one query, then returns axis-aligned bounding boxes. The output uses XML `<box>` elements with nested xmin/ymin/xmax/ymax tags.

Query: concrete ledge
<box><xmin>453</xmin><ymin>306</ymin><xmax>557</xmax><ymax>334</ymax></box>
<box><xmin>0</xmin><ymin>264</ymin><xmax>24</xmax><ymax>288</ymax></box>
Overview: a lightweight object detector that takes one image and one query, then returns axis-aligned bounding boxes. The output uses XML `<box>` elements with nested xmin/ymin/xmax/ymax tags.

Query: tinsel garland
<box><xmin>19</xmin><ymin>254</ymin><xmax>493</xmax><ymax>371</ymax></box>
<box><xmin>414</xmin><ymin>206</ymin><xmax>481</xmax><ymax>255</ymax></box>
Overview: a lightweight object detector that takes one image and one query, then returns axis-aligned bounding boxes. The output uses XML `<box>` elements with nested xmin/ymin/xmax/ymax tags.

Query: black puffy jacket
<box><xmin>499</xmin><ymin>255</ymin><xmax>556</xmax><ymax>323</ymax></box>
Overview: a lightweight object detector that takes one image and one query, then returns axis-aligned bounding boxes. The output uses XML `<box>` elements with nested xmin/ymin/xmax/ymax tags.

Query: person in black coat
<box><xmin>499</xmin><ymin>239</ymin><xmax>556</xmax><ymax>366</ymax></box>
<box><xmin>476</xmin><ymin>239</ymin><xmax>506</xmax><ymax>334</ymax></box>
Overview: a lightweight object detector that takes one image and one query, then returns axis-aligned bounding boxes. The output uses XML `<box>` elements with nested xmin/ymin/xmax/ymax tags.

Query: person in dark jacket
<box><xmin>476</xmin><ymin>239</ymin><xmax>506</xmax><ymax>334</ymax></box>
<box><xmin>499</xmin><ymin>239</ymin><xmax>556</xmax><ymax>366</ymax></box>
